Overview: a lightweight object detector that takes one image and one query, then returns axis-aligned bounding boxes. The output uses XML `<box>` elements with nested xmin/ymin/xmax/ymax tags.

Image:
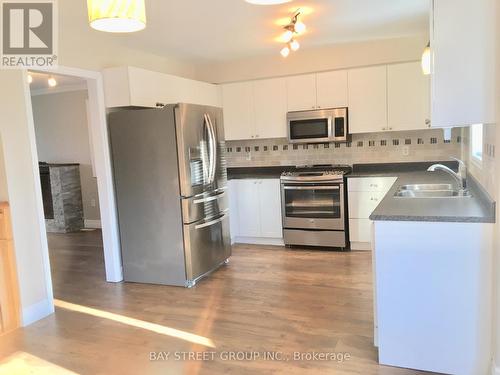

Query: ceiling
<box><xmin>64</xmin><ymin>0</ymin><xmax>430</xmax><ymax>63</ymax></box>
<box><xmin>123</xmin><ymin>0</ymin><xmax>429</xmax><ymax>62</ymax></box>
<box><xmin>28</xmin><ymin>72</ymin><xmax>86</xmax><ymax>92</ymax></box>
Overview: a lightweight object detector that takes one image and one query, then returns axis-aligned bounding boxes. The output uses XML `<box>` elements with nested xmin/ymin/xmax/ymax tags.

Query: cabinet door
<box><xmin>222</xmin><ymin>82</ymin><xmax>254</xmax><ymax>140</ymax></box>
<box><xmin>227</xmin><ymin>180</ymin><xmax>239</xmax><ymax>241</ymax></box>
<box><xmin>348</xmin><ymin>66</ymin><xmax>387</xmax><ymax>134</ymax></box>
<box><xmin>348</xmin><ymin>191</ymin><xmax>386</xmax><ymax>219</ymax></box>
<box><xmin>286</xmin><ymin>74</ymin><xmax>317</xmax><ymax>111</ymax></box>
<box><xmin>316</xmin><ymin>70</ymin><xmax>348</xmax><ymax>109</ymax></box>
<box><xmin>234</xmin><ymin>180</ymin><xmax>261</xmax><ymax>237</ymax></box>
<box><xmin>349</xmin><ymin>218</ymin><xmax>372</xmax><ymax>243</ymax></box>
<box><xmin>431</xmin><ymin>0</ymin><xmax>495</xmax><ymax>127</ymax></box>
<box><xmin>253</xmin><ymin>78</ymin><xmax>287</xmax><ymax>139</ymax></box>
<box><xmin>388</xmin><ymin>62</ymin><xmax>429</xmax><ymax>131</ymax></box>
<box><xmin>258</xmin><ymin>179</ymin><xmax>282</xmax><ymax>238</ymax></box>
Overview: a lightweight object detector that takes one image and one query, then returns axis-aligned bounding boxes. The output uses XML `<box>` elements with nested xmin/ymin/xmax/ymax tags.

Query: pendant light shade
<box><xmin>87</xmin><ymin>0</ymin><xmax>146</xmax><ymax>33</ymax></box>
<box><xmin>421</xmin><ymin>42</ymin><xmax>431</xmax><ymax>75</ymax></box>
<box><xmin>245</xmin><ymin>0</ymin><xmax>291</xmax><ymax>4</ymax></box>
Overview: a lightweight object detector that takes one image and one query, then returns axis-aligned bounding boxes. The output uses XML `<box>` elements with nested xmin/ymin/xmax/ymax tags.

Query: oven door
<box><xmin>281</xmin><ymin>183</ymin><xmax>344</xmax><ymax>230</ymax></box>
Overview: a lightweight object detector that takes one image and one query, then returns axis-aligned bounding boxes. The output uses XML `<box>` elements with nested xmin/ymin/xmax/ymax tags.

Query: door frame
<box><xmin>30</xmin><ymin>65</ymin><xmax>123</xmax><ymax>282</ymax></box>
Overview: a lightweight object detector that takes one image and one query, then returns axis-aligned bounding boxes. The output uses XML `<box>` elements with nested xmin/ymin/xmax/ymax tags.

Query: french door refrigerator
<box><xmin>109</xmin><ymin>104</ymin><xmax>231</xmax><ymax>287</ymax></box>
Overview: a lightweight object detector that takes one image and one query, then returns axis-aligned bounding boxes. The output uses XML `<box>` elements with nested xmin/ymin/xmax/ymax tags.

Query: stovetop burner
<box><xmin>280</xmin><ymin>164</ymin><xmax>351</xmax><ymax>182</ymax></box>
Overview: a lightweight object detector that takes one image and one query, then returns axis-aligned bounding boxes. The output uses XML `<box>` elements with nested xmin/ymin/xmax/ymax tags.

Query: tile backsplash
<box><xmin>225</xmin><ymin>128</ymin><xmax>462</xmax><ymax>167</ymax></box>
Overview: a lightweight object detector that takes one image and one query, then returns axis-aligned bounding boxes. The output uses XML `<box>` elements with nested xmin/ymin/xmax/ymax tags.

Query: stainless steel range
<box><xmin>280</xmin><ymin>165</ymin><xmax>350</xmax><ymax>249</ymax></box>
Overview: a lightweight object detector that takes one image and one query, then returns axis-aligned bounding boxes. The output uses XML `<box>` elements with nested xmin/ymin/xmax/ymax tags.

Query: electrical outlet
<box><xmin>402</xmin><ymin>146</ymin><xmax>410</xmax><ymax>156</ymax></box>
<box><xmin>91</xmin><ymin>199</ymin><xmax>96</xmax><ymax>207</ymax></box>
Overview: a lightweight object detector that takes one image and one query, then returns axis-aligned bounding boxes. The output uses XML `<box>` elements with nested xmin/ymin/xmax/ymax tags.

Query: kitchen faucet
<box><xmin>427</xmin><ymin>157</ymin><xmax>467</xmax><ymax>192</ymax></box>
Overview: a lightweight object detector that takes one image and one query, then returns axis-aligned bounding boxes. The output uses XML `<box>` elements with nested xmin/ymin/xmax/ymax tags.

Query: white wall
<box><xmin>494</xmin><ymin>0</ymin><xmax>500</xmax><ymax>371</ymax></box>
<box><xmin>0</xmin><ymin>70</ymin><xmax>54</xmax><ymax>325</ymax></box>
<box><xmin>195</xmin><ymin>35</ymin><xmax>428</xmax><ymax>83</ymax></box>
<box><xmin>58</xmin><ymin>1</ymin><xmax>197</xmax><ymax>79</ymax></box>
<box><xmin>31</xmin><ymin>90</ymin><xmax>100</xmax><ymax>221</ymax></box>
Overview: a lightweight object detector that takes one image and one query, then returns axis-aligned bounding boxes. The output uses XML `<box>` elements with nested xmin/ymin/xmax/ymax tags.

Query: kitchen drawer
<box><xmin>348</xmin><ymin>191</ymin><xmax>385</xmax><ymax>218</ymax></box>
<box><xmin>348</xmin><ymin>177</ymin><xmax>396</xmax><ymax>192</ymax></box>
<box><xmin>349</xmin><ymin>218</ymin><xmax>372</xmax><ymax>243</ymax></box>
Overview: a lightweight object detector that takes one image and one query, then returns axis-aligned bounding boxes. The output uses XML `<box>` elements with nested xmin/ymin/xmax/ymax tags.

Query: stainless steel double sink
<box><xmin>394</xmin><ymin>183</ymin><xmax>472</xmax><ymax>198</ymax></box>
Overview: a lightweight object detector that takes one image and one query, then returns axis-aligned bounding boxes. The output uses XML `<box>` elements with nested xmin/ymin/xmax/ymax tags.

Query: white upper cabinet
<box><xmin>103</xmin><ymin>66</ymin><xmax>221</xmax><ymax>108</ymax></box>
<box><xmin>430</xmin><ymin>0</ymin><xmax>495</xmax><ymax>127</ymax></box>
<box><xmin>253</xmin><ymin>78</ymin><xmax>287</xmax><ymax>139</ymax></box>
<box><xmin>316</xmin><ymin>70</ymin><xmax>349</xmax><ymax>109</ymax></box>
<box><xmin>348</xmin><ymin>66</ymin><xmax>388</xmax><ymax>134</ymax></box>
<box><xmin>286</xmin><ymin>74</ymin><xmax>317</xmax><ymax>111</ymax></box>
<box><xmin>222</xmin><ymin>82</ymin><xmax>254</xmax><ymax>140</ymax></box>
<box><xmin>387</xmin><ymin>62</ymin><xmax>430</xmax><ymax>131</ymax></box>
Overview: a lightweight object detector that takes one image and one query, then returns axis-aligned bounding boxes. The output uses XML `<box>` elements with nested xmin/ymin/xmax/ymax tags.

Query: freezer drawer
<box><xmin>183</xmin><ymin>212</ymin><xmax>232</xmax><ymax>283</ymax></box>
<box><xmin>181</xmin><ymin>188</ymin><xmax>228</xmax><ymax>224</ymax></box>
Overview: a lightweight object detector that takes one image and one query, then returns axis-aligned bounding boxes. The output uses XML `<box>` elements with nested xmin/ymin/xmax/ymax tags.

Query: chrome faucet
<box><xmin>427</xmin><ymin>157</ymin><xmax>467</xmax><ymax>191</ymax></box>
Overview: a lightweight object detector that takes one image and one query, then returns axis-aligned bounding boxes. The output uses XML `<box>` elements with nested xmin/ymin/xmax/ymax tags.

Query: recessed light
<box><xmin>48</xmin><ymin>77</ymin><xmax>57</xmax><ymax>87</ymax></box>
<box><xmin>245</xmin><ymin>0</ymin><xmax>291</xmax><ymax>4</ymax></box>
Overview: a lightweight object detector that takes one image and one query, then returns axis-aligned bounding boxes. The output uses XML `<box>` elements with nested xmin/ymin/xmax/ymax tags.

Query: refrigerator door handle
<box><xmin>205</xmin><ymin>113</ymin><xmax>217</xmax><ymax>185</ymax></box>
<box><xmin>195</xmin><ymin>212</ymin><xmax>229</xmax><ymax>230</ymax></box>
<box><xmin>201</xmin><ymin>114</ymin><xmax>211</xmax><ymax>184</ymax></box>
<box><xmin>193</xmin><ymin>191</ymin><xmax>226</xmax><ymax>204</ymax></box>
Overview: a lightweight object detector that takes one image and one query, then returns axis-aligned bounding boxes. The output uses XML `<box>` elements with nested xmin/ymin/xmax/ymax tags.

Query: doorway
<box><xmin>27</xmin><ymin>67</ymin><xmax>122</xmax><ymax>284</ymax></box>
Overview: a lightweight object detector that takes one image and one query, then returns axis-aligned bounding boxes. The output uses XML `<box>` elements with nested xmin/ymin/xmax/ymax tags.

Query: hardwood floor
<box><xmin>0</xmin><ymin>230</ymin><xmax>436</xmax><ymax>375</ymax></box>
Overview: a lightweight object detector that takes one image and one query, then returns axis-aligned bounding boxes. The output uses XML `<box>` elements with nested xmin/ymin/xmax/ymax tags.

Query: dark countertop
<box><xmin>227</xmin><ymin>161</ymin><xmax>495</xmax><ymax>223</ymax></box>
<box><xmin>39</xmin><ymin>162</ymin><xmax>80</xmax><ymax>168</ymax></box>
<box><xmin>348</xmin><ymin>162</ymin><xmax>496</xmax><ymax>223</ymax></box>
<box><xmin>227</xmin><ymin>165</ymin><xmax>303</xmax><ymax>179</ymax></box>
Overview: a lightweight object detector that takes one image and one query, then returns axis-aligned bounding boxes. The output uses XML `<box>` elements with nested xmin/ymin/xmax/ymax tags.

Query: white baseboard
<box><xmin>22</xmin><ymin>298</ymin><xmax>54</xmax><ymax>326</ymax></box>
<box><xmin>84</xmin><ymin>219</ymin><xmax>101</xmax><ymax>229</ymax></box>
<box><xmin>234</xmin><ymin>236</ymin><xmax>284</xmax><ymax>247</ymax></box>
<box><xmin>350</xmin><ymin>241</ymin><xmax>372</xmax><ymax>251</ymax></box>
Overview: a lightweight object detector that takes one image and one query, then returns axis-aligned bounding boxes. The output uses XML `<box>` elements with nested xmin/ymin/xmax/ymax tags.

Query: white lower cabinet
<box><xmin>347</xmin><ymin>177</ymin><xmax>397</xmax><ymax>250</ymax></box>
<box><xmin>228</xmin><ymin>178</ymin><xmax>283</xmax><ymax>245</ymax></box>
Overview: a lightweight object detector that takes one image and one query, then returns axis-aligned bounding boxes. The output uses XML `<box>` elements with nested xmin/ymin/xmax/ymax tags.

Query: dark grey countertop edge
<box><xmin>347</xmin><ymin>161</ymin><xmax>458</xmax><ymax>177</ymax></box>
<box><xmin>369</xmin><ymin>214</ymin><xmax>495</xmax><ymax>223</ymax></box>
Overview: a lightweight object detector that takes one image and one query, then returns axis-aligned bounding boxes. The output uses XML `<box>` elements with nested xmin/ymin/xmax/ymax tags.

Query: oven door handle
<box><xmin>283</xmin><ymin>185</ymin><xmax>340</xmax><ymax>190</ymax></box>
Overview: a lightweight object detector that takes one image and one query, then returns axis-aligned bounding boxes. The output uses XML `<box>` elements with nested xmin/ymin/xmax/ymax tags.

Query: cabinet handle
<box><xmin>388</xmin><ymin>127</ymin><xmax>392</xmax><ymax>130</ymax></box>
<box><xmin>255</xmin><ymin>134</ymin><xmax>259</xmax><ymax>138</ymax></box>
<box><xmin>370</xmin><ymin>184</ymin><xmax>378</xmax><ymax>187</ymax></box>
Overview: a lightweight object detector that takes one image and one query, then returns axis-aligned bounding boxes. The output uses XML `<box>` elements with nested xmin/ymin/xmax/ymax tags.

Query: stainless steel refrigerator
<box><xmin>109</xmin><ymin>104</ymin><xmax>231</xmax><ymax>287</ymax></box>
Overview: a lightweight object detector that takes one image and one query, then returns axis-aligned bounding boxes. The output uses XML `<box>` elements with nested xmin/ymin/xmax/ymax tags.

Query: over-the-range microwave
<box><xmin>287</xmin><ymin>107</ymin><xmax>349</xmax><ymax>144</ymax></box>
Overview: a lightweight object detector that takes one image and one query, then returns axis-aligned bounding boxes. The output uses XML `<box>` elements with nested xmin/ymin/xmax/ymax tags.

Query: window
<box><xmin>470</xmin><ymin>123</ymin><xmax>483</xmax><ymax>163</ymax></box>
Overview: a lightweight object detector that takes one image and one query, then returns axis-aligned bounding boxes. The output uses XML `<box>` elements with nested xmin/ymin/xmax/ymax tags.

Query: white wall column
<box><xmin>0</xmin><ymin>70</ymin><xmax>54</xmax><ymax>325</ymax></box>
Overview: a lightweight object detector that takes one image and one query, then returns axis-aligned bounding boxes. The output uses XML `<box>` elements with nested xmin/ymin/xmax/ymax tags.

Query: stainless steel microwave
<box><xmin>287</xmin><ymin>107</ymin><xmax>349</xmax><ymax>144</ymax></box>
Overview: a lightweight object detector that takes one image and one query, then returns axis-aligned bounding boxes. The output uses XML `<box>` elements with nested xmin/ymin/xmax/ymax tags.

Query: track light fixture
<box><xmin>279</xmin><ymin>10</ymin><xmax>305</xmax><ymax>57</ymax></box>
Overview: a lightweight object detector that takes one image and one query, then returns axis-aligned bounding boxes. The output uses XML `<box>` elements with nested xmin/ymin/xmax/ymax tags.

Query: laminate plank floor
<box><xmin>0</xmin><ymin>230</ymin><xmax>439</xmax><ymax>374</ymax></box>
